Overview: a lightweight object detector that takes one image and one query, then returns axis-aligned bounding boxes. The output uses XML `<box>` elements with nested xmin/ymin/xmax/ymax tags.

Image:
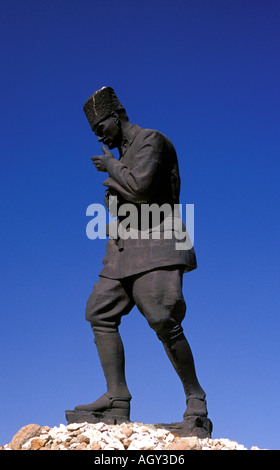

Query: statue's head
<box><xmin>83</xmin><ymin>87</ymin><xmax>128</xmax><ymax>149</ymax></box>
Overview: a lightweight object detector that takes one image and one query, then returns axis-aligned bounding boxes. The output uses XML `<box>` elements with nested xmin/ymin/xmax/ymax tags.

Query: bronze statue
<box><xmin>66</xmin><ymin>87</ymin><xmax>212</xmax><ymax>437</ymax></box>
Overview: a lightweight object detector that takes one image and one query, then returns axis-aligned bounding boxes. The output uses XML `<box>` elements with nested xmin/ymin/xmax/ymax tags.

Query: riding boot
<box><xmin>75</xmin><ymin>332</ymin><xmax>131</xmax><ymax>419</ymax></box>
<box><xmin>159</xmin><ymin>331</ymin><xmax>208</xmax><ymax>418</ymax></box>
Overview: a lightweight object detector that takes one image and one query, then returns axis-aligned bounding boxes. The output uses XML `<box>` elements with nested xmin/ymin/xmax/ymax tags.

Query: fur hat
<box><xmin>83</xmin><ymin>87</ymin><xmax>126</xmax><ymax>131</ymax></box>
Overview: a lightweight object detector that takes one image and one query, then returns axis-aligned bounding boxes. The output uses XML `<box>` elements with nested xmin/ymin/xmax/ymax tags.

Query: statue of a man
<box><xmin>75</xmin><ymin>86</ymin><xmax>208</xmax><ymax>424</ymax></box>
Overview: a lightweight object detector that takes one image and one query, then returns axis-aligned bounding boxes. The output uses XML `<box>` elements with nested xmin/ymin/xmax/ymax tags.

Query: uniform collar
<box><xmin>120</xmin><ymin>124</ymin><xmax>142</xmax><ymax>157</ymax></box>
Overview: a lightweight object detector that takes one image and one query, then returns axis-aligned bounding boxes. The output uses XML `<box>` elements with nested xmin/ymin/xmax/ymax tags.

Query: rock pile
<box><xmin>2</xmin><ymin>422</ymin><xmax>262</xmax><ymax>451</ymax></box>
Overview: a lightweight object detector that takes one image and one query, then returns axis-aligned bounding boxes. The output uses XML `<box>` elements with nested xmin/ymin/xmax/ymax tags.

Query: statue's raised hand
<box><xmin>91</xmin><ymin>145</ymin><xmax>114</xmax><ymax>172</ymax></box>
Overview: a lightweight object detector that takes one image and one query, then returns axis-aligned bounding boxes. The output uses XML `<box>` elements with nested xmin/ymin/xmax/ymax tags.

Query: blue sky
<box><xmin>1</xmin><ymin>0</ymin><xmax>279</xmax><ymax>450</ymax></box>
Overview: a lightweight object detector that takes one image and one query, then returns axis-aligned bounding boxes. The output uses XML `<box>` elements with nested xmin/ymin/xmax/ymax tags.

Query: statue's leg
<box><xmin>159</xmin><ymin>332</ymin><xmax>207</xmax><ymax>417</ymax></box>
<box><xmin>132</xmin><ymin>267</ymin><xmax>207</xmax><ymax>418</ymax></box>
<box><xmin>74</xmin><ymin>276</ymin><xmax>134</xmax><ymax>417</ymax></box>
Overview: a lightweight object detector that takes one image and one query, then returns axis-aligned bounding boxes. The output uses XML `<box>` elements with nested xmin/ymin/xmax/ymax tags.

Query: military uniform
<box><xmin>85</xmin><ymin>123</ymin><xmax>196</xmax><ymax>337</ymax></box>
<box><xmin>75</xmin><ymin>87</ymin><xmax>207</xmax><ymax>422</ymax></box>
<box><xmin>99</xmin><ymin>123</ymin><xmax>196</xmax><ymax>278</ymax></box>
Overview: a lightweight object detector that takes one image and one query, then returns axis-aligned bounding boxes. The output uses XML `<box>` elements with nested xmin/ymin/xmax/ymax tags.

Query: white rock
<box><xmin>82</xmin><ymin>428</ymin><xmax>102</xmax><ymax>444</ymax></box>
<box><xmin>128</xmin><ymin>436</ymin><xmax>157</xmax><ymax>450</ymax></box>
<box><xmin>94</xmin><ymin>422</ymin><xmax>107</xmax><ymax>431</ymax></box>
<box><xmin>164</xmin><ymin>432</ymin><xmax>175</xmax><ymax>443</ymax></box>
<box><xmin>21</xmin><ymin>440</ymin><xmax>32</xmax><ymax>450</ymax></box>
<box><xmin>67</xmin><ymin>423</ymin><xmax>85</xmax><ymax>431</ymax></box>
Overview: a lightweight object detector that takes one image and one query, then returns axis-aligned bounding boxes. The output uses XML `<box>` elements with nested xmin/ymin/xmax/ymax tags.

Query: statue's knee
<box><xmin>175</xmin><ymin>298</ymin><xmax>187</xmax><ymax>323</ymax></box>
<box><xmin>148</xmin><ymin>314</ymin><xmax>176</xmax><ymax>336</ymax></box>
<box><xmin>85</xmin><ymin>293</ymin><xmax>95</xmax><ymax>323</ymax></box>
<box><xmin>148</xmin><ymin>299</ymin><xmax>186</xmax><ymax>340</ymax></box>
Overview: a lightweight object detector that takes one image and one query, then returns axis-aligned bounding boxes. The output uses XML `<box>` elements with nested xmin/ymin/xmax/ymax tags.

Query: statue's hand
<box><xmin>91</xmin><ymin>145</ymin><xmax>114</xmax><ymax>172</ymax></box>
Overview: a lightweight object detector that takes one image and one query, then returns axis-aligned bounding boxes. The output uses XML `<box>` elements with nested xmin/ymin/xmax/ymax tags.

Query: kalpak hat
<box><xmin>83</xmin><ymin>86</ymin><xmax>126</xmax><ymax>131</ymax></box>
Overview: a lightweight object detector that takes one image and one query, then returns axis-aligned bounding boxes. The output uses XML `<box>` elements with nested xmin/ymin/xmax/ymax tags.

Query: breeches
<box><xmin>85</xmin><ymin>267</ymin><xmax>187</xmax><ymax>341</ymax></box>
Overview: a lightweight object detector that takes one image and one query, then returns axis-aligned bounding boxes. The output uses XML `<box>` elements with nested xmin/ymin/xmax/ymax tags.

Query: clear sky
<box><xmin>1</xmin><ymin>0</ymin><xmax>279</xmax><ymax>450</ymax></box>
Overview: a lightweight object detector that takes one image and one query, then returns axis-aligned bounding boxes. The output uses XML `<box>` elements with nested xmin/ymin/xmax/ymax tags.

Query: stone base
<box><xmin>65</xmin><ymin>409</ymin><xmax>131</xmax><ymax>426</ymax></box>
<box><xmin>65</xmin><ymin>409</ymin><xmax>212</xmax><ymax>439</ymax></box>
<box><xmin>155</xmin><ymin>416</ymin><xmax>213</xmax><ymax>439</ymax></box>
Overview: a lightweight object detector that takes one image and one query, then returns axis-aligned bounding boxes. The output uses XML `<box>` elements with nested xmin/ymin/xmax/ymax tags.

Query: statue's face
<box><xmin>94</xmin><ymin>116</ymin><xmax>121</xmax><ymax>149</ymax></box>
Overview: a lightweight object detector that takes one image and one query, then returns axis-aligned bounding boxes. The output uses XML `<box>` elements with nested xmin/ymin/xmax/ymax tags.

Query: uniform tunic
<box><xmin>98</xmin><ymin>124</ymin><xmax>197</xmax><ymax>279</ymax></box>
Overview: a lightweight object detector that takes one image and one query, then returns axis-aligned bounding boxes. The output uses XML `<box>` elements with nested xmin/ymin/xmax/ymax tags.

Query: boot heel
<box><xmin>112</xmin><ymin>399</ymin><xmax>130</xmax><ymax>410</ymax></box>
